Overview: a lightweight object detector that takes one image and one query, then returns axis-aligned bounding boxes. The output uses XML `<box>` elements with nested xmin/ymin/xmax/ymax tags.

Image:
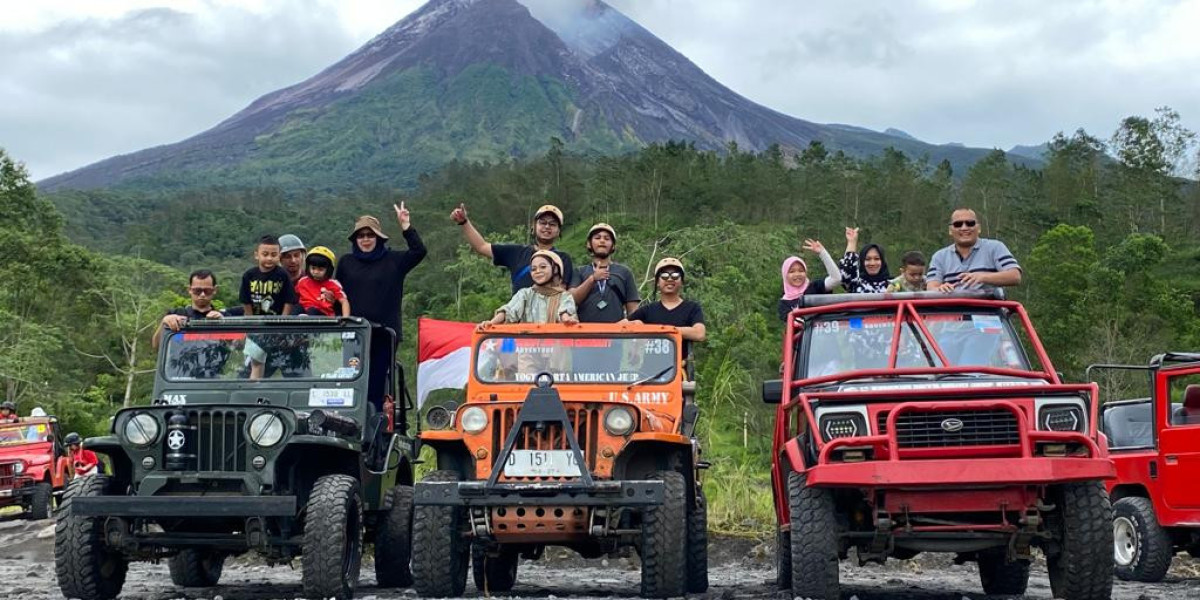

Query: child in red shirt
<box><xmin>295</xmin><ymin>246</ymin><xmax>352</xmax><ymax>317</ymax></box>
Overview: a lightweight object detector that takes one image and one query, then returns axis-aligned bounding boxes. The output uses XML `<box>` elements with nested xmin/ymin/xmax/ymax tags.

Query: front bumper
<box><xmin>69</xmin><ymin>495</ymin><xmax>297</xmax><ymax>518</ymax></box>
<box><xmin>415</xmin><ymin>480</ymin><xmax>664</xmax><ymax>507</ymax></box>
<box><xmin>807</xmin><ymin>456</ymin><xmax>1115</xmax><ymax>487</ymax></box>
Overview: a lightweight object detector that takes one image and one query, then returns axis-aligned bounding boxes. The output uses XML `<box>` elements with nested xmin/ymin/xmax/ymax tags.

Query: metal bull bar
<box><xmin>415</xmin><ymin>380</ymin><xmax>663</xmax><ymax>507</ymax></box>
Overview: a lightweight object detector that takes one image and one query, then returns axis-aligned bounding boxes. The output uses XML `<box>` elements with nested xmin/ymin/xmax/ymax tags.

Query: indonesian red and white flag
<box><xmin>417</xmin><ymin>318</ymin><xmax>475</xmax><ymax>407</ymax></box>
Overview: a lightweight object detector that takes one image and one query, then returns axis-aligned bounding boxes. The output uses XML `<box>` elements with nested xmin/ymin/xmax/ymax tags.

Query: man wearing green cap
<box><xmin>451</xmin><ymin>202</ymin><xmax>578</xmax><ymax>294</ymax></box>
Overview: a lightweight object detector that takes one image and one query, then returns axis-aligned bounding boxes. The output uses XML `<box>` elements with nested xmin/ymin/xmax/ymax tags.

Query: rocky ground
<box><xmin>1</xmin><ymin>516</ymin><xmax>1197</xmax><ymax>600</ymax></box>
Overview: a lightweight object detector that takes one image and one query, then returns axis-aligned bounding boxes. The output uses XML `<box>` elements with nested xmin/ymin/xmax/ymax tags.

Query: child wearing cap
<box><xmin>295</xmin><ymin>246</ymin><xmax>351</xmax><ymax>317</ymax></box>
<box><xmin>478</xmin><ymin>250</ymin><xmax>578</xmax><ymax>330</ymax></box>
<box><xmin>240</xmin><ymin>234</ymin><xmax>296</xmax><ymax>316</ymax></box>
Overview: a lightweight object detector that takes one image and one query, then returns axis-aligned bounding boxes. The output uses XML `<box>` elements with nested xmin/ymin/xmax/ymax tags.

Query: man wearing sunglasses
<box><xmin>625</xmin><ymin>258</ymin><xmax>706</xmax><ymax>365</ymax></box>
<box><xmin>152</xmin><ymin>269</ymin><xmax>225</xmax><ymax>349</ymax></box>
<box><xmin>926</xmin><ymin>208</ymin><xmax>1022</xmax><ymax>292</ymax></box>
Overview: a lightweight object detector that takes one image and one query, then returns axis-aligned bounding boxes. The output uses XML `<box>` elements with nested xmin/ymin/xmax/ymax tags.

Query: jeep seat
<box><xmin>1173</xmin><ymin>384</ymin><xmax>1200</xmax><ymax>425</ymax></box>
<box><xmin>1102</xmin><ymin>400</ymin><xmax>1153</xmax><ymax>448</ymax></box>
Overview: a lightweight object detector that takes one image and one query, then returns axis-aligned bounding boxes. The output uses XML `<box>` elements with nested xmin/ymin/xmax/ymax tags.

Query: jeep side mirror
<box><xmin>762</xmin><ymin>379</ymin><xmax>783</xmax><ymax>404</ymax></box>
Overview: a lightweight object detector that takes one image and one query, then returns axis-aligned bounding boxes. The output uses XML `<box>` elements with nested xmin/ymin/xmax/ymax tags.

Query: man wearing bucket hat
<box><xmin>572</xmin><ymin>223</ymin><xmax>640</xmax><ymax>322</ymax></box>
<box><xmin>625</xmin><ymin>257</ymin><xmax>707</xmax><ymax>362</ymax></box>
<box><xmin>450</xmin><ymin>202</ymin><xmax>578</xmax><ymax>294</ymax></box>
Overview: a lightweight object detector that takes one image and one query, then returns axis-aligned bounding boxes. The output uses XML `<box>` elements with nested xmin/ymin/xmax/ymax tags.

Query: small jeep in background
<box><xmin>0</xmin><ymin>415</ymin><xmax>72</xmax><ymax>520</ymax></box>
<box><xmin>412</xmin><ymin>323</ymin><xmax>707</xmax><ymax>598</ymax></box>
<box><xmin>1093</xmin><ymin>352</ymin><xmax>1200</xmax><ymax>581</ymax></box>
<box><xmin>764</xmin><ymin>291</ymin><xmax>1115</xmax><ymax>600</ymax></box>
<box><xmin>55</xmin><ymin>316</ymin><xmax>418</xmax><ymax>600</ymax></box>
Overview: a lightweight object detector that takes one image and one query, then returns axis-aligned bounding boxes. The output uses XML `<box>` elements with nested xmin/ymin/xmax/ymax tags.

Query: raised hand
<box><xmin>844</xmin><ymin>227</ymin><xmax>859</xmax><ymax>244</ymax></box>
<box><xmin>802</xmin><ymin>239</ymin><xmax>825</xmax><ymax>254</ymax></box>
<box><xmin>395</xmin><ymin>202</ymin><xmax>411</xmax><ymax>230</ymax></box>
<box><xmin>450</xmin><ymin>202</ymin><xmax>468</xmax><ymax>225</ymax></box>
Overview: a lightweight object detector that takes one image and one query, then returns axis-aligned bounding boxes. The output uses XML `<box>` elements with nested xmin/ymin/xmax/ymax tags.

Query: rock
<box><xmin>35</xmin><ymin>524</ymin><xmax>55</xmax><ymax>539</ymax></box>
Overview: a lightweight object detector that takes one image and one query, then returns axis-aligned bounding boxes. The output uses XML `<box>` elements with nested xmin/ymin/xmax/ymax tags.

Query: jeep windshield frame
<box><xmin>473</xmin><ymin>333</ymin><xmax>678</xmax><ymax>386</ymax></box>
<box><xmin>160</xmin><ymin>317</ymin><xmax>368</xmax><ymax>383</ymax></box>
<box><xmin>784</xmin><ymin>297</ymin><xmax>1059</xmax><ymax>393</ymax></box>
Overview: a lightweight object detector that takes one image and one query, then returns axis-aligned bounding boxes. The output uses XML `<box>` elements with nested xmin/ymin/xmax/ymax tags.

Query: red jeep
<box><xmin>1092</xmin><ymin>353</ymin><xmax>1200</xmax><ymax>581</ymax></box>
<box><xmin>764</xmin><ymin>291</ymin><xmax>1115</xmax><ymax>600</ymax></box>
<box><xmin>0</xmin><ymin>416</ymin><xmax>72</xmax><ymax>520</ymax></box>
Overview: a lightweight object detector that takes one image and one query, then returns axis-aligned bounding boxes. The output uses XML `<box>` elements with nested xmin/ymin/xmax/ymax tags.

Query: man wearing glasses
<box><xmin>926</xmin><ymin>208</ymin><xmax>1022</xmax><ymax>292</ymax></box>
<box><xmin>451</xmin><ymin>202</ymin><xmax>578</xmax><ymax>294</ymax></box>
<box><xmin>152</xmin><ymin>269</ymin><xmax>224</xmax><ymax>349</ymax></box>
<box><xmin>625</xmin><ymin>258</ymin><xmax>706</xmax><ymax>368</ymax></box>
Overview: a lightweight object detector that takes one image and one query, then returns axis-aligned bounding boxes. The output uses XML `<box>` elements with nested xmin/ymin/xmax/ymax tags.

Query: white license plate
<box><xmin>503</xmin><ymin>450</ymin><xmax>582</xmax><ymax>477</ymax></box>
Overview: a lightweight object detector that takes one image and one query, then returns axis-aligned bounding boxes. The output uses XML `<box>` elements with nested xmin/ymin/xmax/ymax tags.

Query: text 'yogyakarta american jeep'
<box><xmin>55</xmin><ymin>316</ymin><xmax>418</xmax><ymax>600</ymax></box>
<box><xmin>412</xmin><ymin>323</ymin><xmax>707</xmax><ymax>598</ymax></box>
<box><xmin>764</xmin><ymin>291</ymin><xmax>1115</xmax><ymax>600</ymax></box>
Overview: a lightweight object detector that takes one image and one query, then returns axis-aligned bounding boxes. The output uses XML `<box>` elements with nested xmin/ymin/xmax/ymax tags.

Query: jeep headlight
<box><xmin>123</xmin><ymin>413</ymin><xmax>160</xmax><ymax>447</ymax></box>
<box><xmin>819</xmin><ymin>412</ymin><xmax>868</xmax><ymax>441</ymax></box>
<box><xmin>13</xmin><ymin>461</ymin><xmax>24</xmax><ymax>474</ymax></box>
<box><xmin>460</xmin><ymin>406</ymin><xmax>488</xmax><ymax>434</ymax></box>
<box><xmin>1039</xmin><ymin>405</ymin><xmax>1085</xmax><ymax>432</ymax></box>
<box><xmin>604</xmin><ymin>406</ymin><xmax>636</xmax><ymax>436</ymax></box>
<box><xmin>248</xmin><ymin>412</ymin><xmax>285</xmax><ymax>447</ymax></box>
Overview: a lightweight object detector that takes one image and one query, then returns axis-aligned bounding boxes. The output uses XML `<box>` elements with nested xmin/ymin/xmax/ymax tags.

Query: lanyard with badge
<box><xmin>594</xmin><ymin>265</ymin><xmax>609</xmax><ymax>310</ymax></box>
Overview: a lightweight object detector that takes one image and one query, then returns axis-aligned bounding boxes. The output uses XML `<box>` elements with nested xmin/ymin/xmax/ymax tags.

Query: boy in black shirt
<box><xmin>626</xmin><ymin>257</ymin><xmax>706</xmax><ymax>362</ymax></box>
<box><xmin>451</xmin><ymin>202</ymin><xmax>577</xmax><ymax>293</ymax></box>
<box><xmin>573</xmin><ymin>223</ymin><xmax>641</xmax><ymax>322</ymax></box>
<box><xmin>240</xmin><ymin>235</ymin><xmax>296</xmax><ymax>316</ymax></box>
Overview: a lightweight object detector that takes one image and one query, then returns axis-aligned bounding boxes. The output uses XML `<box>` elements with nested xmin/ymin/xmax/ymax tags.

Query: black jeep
<box><xmin>54</xmin><ymin>316</ymin><xmax>418</xmax><ymax>600</ymax></box>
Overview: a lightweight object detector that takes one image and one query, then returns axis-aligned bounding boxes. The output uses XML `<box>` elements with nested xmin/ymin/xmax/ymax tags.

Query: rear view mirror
<box><xmin>762</xmin><ymin>379</ymin><xmax>783</xmax><ymax>404</ymax></box>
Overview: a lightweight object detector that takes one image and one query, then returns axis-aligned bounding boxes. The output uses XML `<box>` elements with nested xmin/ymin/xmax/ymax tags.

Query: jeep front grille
<box><xmin>492</xmin><ymin>405</ymin><xmax>599</xmax><ymax>480</ymax></box>
<box><xmin>187</xmin><ymin>409</ymin><xmax>248</xmax><ymax>471</ymax></box>
<box><xmin>0</xmin><ymin>462</ymin><xmax>14</xmax><ymax>488</ymax></box>
<box><xmin>878</xmin><ymin>409</ymin><xmax>1020</xmax><ymax>448</ymax></box>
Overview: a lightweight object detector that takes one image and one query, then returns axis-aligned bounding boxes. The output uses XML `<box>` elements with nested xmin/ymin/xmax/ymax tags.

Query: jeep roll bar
<box><xmin>797</xmin><ymin>288</ymin><xmax>1005</xmax><ymax>308</ymax></box>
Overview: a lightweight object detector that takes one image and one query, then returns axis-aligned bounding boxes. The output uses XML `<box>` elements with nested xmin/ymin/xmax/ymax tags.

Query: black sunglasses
<box><xmin>951</xmin><ymin>220</ymin><xmax>978</xmax><ymax>228</ymax></box>
<box><xmin>658</xmin><ymin>272</ymin><xmax>683</xmax><ymax>281</ymax></box>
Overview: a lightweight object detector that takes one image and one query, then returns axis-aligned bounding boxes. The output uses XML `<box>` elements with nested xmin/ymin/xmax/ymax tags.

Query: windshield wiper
<box><xmin>627</xmin><ymin>365</ymin><xmax>677</xmax><ymax>390</ymax></box>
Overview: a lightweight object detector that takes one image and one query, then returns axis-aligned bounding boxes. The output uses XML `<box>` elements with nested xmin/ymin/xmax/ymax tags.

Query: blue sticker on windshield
<box><xmin>849</xmin><ymin>318</ymin><xmax>863</xmax><ymax>330</ymax></box>
<box><xmin>972</xmin><ymin>315</ymin><xmax>1003</xmax><ymax>333</ymax></box>
<box><xmin>500</xmin><ymin>338</ymin><xmax>516</xmax><ymax>353</ymax></box>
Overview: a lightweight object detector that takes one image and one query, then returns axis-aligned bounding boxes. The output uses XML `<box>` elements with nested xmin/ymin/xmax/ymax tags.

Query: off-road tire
<box><xmin>1047</xmin><ymin>482</ymin><xmax>1113</xmax><ymax>600</ymax></box>
<box><xmin>168</xmin><ymin>549</ymin><xmax>225</xmax><ymax>587</ymax></box>
<box><xmin>977</xmin><ymin>549</ymin><xmax>1030</xmax><ymax>596</ymax></box>
<box><xmin>54</xmin><ymin>476</ymin><xmax>128</xmax><ymax>600</ymax></box>
<box><xmin>686</xmin><ymin>487</ymin><xmax>709</xmax><ymax>593</ymax></box>
<box><xmin>788</xmin><ymin>471</ymin><xmax>839</xmax><ymax>600</ymax></box>
<box><xmin>775</xmin><ymin>529</ymin><xmax>792</xmax><ymax>589</ymax></box>
<box><xmin>374</xmin><ymin>484</ymin><xmax>414</xmax><ymax>588</ymax></box>
<box><xmin>28</xmin><ymin>482</ymin><xmax>53</xmax><ymax>520</ymax></box>
<box><xmin>301</xmin><ymin>474</ymin><xmax>363</xmax><ymax>600</ymax></box>
<box><xmin>640</xmin><ymin>470</ymin><xmax>687</xmax><ymax>598</ymax></box>
<box><xmin>1113</xmin><ymin>496</ymin><xmax>1173</xmax><ymax>582</ymax></box>
<box><xmin>472</xmin><ymin>544</ymin><xmax>519</xmax><ymax>592</ymax></box>
<box><xmin>412</xmin><ymin>470</ymin><xmax>469</xmax><ymax>597</ymax></box>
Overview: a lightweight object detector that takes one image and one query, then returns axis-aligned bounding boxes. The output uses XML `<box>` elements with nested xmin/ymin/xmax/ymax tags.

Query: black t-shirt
<box><xmin>493</xmin><ymin>244</ymin><xmax>578</xmax><ymax>294</ymax></box>
<box><xmin>169</xmin><ymin>305</ymin><xmax>224</xmax><ymax>319</ymax></box>
<box><xmin>239</xmin><ymin>266</ymin><xmax>296</xmax><ymax>316</ymax></box>
<box><xmin>776</xmin><ymin>280</ymin><xmax>834</xmax><ymax>321</ymax></box>
<box><xmin>576</xmin><ymin>262</ymin><xmax>640</xmax><ymax>323</ymax></box>
<box><xmin>629</xmin><ymin>299</ymin><xmax>705</xmax><ymax>358</ymax></box>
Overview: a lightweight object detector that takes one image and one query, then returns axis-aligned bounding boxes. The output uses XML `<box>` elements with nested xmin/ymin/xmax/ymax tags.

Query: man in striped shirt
<box><xmin>926</xmin><ymin>208</ymin><xmax>1022</xmax><ymax>292</ymax></box>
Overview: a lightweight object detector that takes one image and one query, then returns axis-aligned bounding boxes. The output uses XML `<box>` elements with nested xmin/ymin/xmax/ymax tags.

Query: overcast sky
<box><xmin>2</xmin><ymin>0</ymin><xmax>1197</xmax><ymax>180</ymax></box>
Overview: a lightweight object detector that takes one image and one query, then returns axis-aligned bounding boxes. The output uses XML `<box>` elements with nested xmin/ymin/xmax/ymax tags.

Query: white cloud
<box><xmin>1</xmin><ymin>0</ymin><xmax>1197</xmax><ymax>180</ymax></box>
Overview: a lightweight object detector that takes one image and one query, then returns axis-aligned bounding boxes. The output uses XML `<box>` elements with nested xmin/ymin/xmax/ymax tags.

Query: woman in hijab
<box><xmin>838</xmin><ymin>227</ymin><xmax>891</xmax><ymax>293</ymax></box>
<box><xmin>478</xmin><ymin>250</ymin><xmax>578</xmax><ymax>330</ymax></box>
<box><xmin>778</xmin><ymin>238</ymin><xmax>842</xmax><ymax>321</ymax></box>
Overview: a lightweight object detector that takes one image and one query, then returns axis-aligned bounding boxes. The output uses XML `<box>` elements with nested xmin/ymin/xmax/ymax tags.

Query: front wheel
<box><xmin>412</xmin><ymin>470</ymin><xmax>469</xmax><ymax>597</ymax></box>
<box><xmin>472</xmin><ymin>544</ymin><xmax>519</xmax><ymax>592</ymax></box>
<box><xmin>640</xmin><ymin>470</ymin><xmax>687</xmax><ymax>598</ymax></box>
<box><xmin>1113</xmin><ymin>496</ymin><xmax>1173</xmax><ymax>582</ymax></box>
<box><xmin>302</xmin><ymin>474</ymin><xmax>363</xmax><ymax>600</ymax></box>
<box><xmin>54</xmin><ymin>476</ymin><xmax>128</xmax><ymax>600</ymax></box>
<box><xmin>168</xmin><ymin>549</ymin><xmax>225</xmax><ymax>587</ymax></box>
<box><xmin>686</xmin><ymin>487</ymin><xmax>709</xmax><ymax>593</ymax></box>
<box><xmin>28</xmin><ymin>482</ymin><xmax>53</xmax><ymax>520</ymax></box>
<box><xmin>977</xmin><ymin>549</ymin><xmax>1029</xmax><ymax>596</ymax></box>
<box><xmin>1047</xmin><ymin>482</ymin><xmax>1113</xmax><ymax>600</ymax></box>
<box><xmin>374</xmin><ymin>484</ymin><xmax>414</xmax><ymax>588</ymax></box>
<box><xmin>788</xmin><ymin>471</ymin><xmax>839</xmax><ymax>600</ymax></box>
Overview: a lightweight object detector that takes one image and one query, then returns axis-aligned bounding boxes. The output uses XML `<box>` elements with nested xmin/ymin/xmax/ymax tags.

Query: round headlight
<box><xmin>248</xmin><ymin>412</ymin><xmax>285</xmax><ymax>447</ymax></box>
<box><xmin>460</xmin><ymin>406</ymin><xmax>488</xmax><ymax>434</ymax></box>
<box><xmin>124</xmin><ymin>413</ymin><xmax>160</xmax><ymax>446</ymax></box>
<box><xmin>604</xmin><ymin>407</ymin><xmax>636</xmax><ymax>436</ymax></box>
<box><xmin>13</xmin><ymin>461</ymin><xmax>25</xmax><ymax>474</ymax></box>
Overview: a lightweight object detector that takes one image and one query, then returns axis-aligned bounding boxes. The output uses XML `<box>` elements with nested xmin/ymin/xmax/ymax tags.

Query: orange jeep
<box><xmin>412</xmin><ymin>323</ymin><xmax>707</xmax><ymax>598</ymax></box>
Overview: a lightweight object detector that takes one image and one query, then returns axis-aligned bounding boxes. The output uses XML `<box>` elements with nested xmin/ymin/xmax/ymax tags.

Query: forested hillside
<box><xmin>6</xmin><ymin>106</ymin><xmax>1200</xmax><ymax>532</ymax></box>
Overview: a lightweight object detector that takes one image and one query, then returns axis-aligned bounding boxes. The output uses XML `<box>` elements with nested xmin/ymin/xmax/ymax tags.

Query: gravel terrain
<box><xmin>1</xmin><ymin>516</ymin><xmax>1197</xmax><ymax>600</ymax></box>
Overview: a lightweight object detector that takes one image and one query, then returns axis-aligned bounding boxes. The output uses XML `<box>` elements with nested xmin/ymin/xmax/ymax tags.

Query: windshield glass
<box><xmin>164</xmin><ymin>330</ymin><xmax>364</xmax><ymax>381</ymax></box>
<box><xmin>0</xmin><ymin>424</ymin><xmax>50</xmax><ymax>445</ymax></box>
<box><xmin>476</xmin><ymin>335</ymin><xmax>677</xmax><ymax>384</ymax></box>
<box><xmin>803</xmin><ymin>311</ymin><xmax>1028</xmax><ymax>378</ymax></box>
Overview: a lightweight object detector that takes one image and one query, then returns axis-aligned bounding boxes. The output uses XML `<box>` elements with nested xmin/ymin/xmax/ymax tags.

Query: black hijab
<box><xmin>858</xmin><ymin>244</ymin><xmax>891</xmax><ymax>284</ymax></box>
